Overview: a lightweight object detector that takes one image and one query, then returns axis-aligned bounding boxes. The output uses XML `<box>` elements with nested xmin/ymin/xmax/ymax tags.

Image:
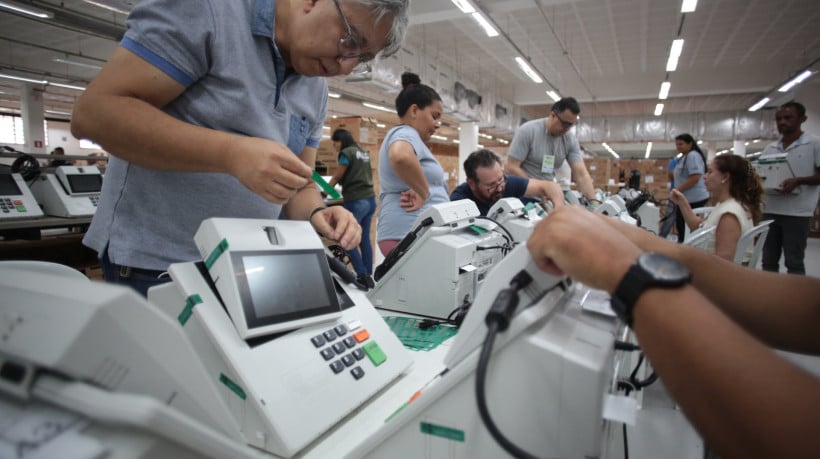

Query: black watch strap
<box><xmin>610</xmin><ymin>252</ymin><xmax>691</xmax><ymax>327</ymax></box>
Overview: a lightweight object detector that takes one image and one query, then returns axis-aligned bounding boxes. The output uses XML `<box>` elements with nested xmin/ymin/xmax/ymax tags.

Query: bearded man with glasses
<box><xmin>506</xmin><ymin>97</ymin><xmax>600</xmax><ymax>206</ymax></box>
<box><xmin>71</xmin><ymin>0</ymin><xmax>410</xmax><ymax>296</ymax></box>
<box><xmin>450</xmin><ymin>149</ymin><xmax>565</xmax><ymax>216</ymax></box>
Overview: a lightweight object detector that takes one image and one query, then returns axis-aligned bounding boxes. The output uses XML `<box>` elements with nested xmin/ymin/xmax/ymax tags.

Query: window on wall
<box><xmin>0</xmin><ymin>114</ymin><xmax>25</xmax><ymax>145</ymax></box>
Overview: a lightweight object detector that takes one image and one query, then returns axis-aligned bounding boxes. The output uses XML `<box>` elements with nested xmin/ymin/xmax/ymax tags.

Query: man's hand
<box><xmin>527</xmin><ymin>206</ymin><xmax>642</xmax><ymax>293</ymax></box>
<box><xmin>400</xmin><ymin>189</ymin><xmax>425</xmax><ymax>212</ymax></box>
<box><xmin>230</xmin><ymin>137</ymin><xmax>313</xmax><ymax>204</ymax></box>
<box><xmin>309</xmin><ymin>206</ymin><xmax>362</xmax><ymax>250</ymax></box>
<box><xmin>780</xmin><ymin>178</ymin><xmax>799</xmax><ymax>194</ymax></box>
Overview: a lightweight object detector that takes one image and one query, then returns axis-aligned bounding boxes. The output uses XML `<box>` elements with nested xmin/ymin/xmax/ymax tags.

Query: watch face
<box><xmin>638</xmin><ymin>252</ymin><xmax>690</xmax><ymax>282</ymax></box>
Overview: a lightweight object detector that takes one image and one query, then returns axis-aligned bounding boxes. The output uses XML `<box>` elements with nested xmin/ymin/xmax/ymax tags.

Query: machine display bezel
<box><xmin>232</xmin><ymin>249</ymin><xmax>341</xmax><ymax>331</ymax></box>
<box><xmin>0</xmin><ymin>173</ymin><xmax>23</xmax><ymax>196</ymax></box>
<box><xmin>65</xmin><ymin>173</ymin><xmax>103</xmax><ymax>194</ymax></box>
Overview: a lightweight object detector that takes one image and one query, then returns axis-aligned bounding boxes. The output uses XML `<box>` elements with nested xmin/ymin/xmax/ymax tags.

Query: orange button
<box><xmin>353</xmin><ymin>329</ymin><xmax>370</xmax><ymax>343</ymax></box>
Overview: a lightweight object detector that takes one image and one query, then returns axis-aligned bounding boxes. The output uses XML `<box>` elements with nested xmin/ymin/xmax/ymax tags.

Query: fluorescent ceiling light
<box><xmin>431</xmin><ymin>135</ymin><xmax>448</xmax><ymax>141</ymax></box>
<box><xmin>49</xmin><ymin>82</ymin><xmax>86</xmax><ymax>91</ymax></box>
<box><xmin>52</xmin><ymin>58</ymin><xmax>103</xmax><ymax>71</ymax></box>
<box><xmin>645</xmin><ymin>142</ymin><xmax>653</xmax><ymax>159</ymax></box>
<box><xmin>514</xmin><ymin>57</ymin><xmax>543</xmax><ymax>84</ymax></box>
<box><xmin>658</xmin><ymin>81</ymin><xmax>671</xmax><ymax>100</ymax></box>
<box><xmin>470</xmin><ymin>12</ymin><xmax>498</xmax><ymax>37</ymax></box>
<box><xmin>748</xmin><ymin>97</ymin><xmax>769</xmax><ymax>112</ymax></box>
<box><xmin>681</xmin><ymin>0</ymin><xmax>698</xmax><ymax>13</ymax></box>
<box><xmin>45</xmin><ymin>109</ymin><xmax>71</xmax><ymax>116</ymax></box>
<box><xmin>666</xmin><ymin>39</ymin><xmax>684</xmax><ymax>72</ymax></box>
<box><xmin>376</xmin><ymin>123</ymin><xmax>386</xmax><ymax>128</ymax></box>
<box><xmin>0</xmin><ymin>73</ymin><xmax>47</xmax><ymax>84</ymax></box>
<box><xmin>0</xmin><ymin>0</ymin><xmax>53</xmax><ymax>18</ymax></box>
<box><xmin>602</xmin><ymin>142</ymin><xmax>620</xmax><ymax>159</ymax></box>
<box><xmin>453</xmin><ymin>139</ymin><xmax>461</xmax><ymax>144</ymax></box>
<box><xmin>450</xmin><ymin>0</ymin><xmax>475</xmax><ymax>14</ymax></box>
<box><xmin>81</xmin><ymin>0</ymin><xmax>129</xmax><ymax>14</ymax></box>
<box><xmin>322</xmin><ymin>125</ymin><xmax>330</xmax><ymax>130</ymax></box>
<box><xmin>777</xmin><ymin>70</ymin><xmax>813</xmax><ymax>93</ymax></box>
<box><xmin>654</xmin><ymin>103</ymin><xmax>664</xmax><ymax>116</ymax></box>
<box><xmin>546</xmin><ymin>90</ymin><xmax>561</xmax><ymax>102</ymax></box>
<box><xmin>327</xmin><ymin>92</ymin><xmax>341</xmax><ymax>98</ymax></box>
<box><xmin>362</xmin><ymin>102</ymin><xmax>394</xmax><ymax>113</ymax></box>
<box><xmin>669</xmin><ymin>39</ymin><xmax>685</xmax><ymax>58</ymax></box>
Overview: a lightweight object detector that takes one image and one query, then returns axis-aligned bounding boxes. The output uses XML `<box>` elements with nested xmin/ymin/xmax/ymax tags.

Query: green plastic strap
<box><xmin>204</xmin><ymin>238</ymin><xmax>229</xmax><ymax>270</ymax></box>
<box><xmin>420</xmin><ymin>422</ymin><xmax>465</xmax><ymax>442</ymax></box>
<box><xmin>177</xmin><ymin>294</ymin><xmax>202</xmax><ymax>326</ymax></box>
<box><xmin>313</xmin><ymin>170</ymin><xmax>341</xmax><ymax>199</ymax></box>
<box><xmin>219</xmin><ymin>373</ymin><xmax>247</xmax><ymax>400</ymax></box>
<box><xmin>524</xmin><ymin>202</ymin><xmax>536</xmax><ymax>211</ymax></box>
<box><xmin>468</xmin><ymin>224</ymin><xmax>488</xmax><ymax>234</ymax></box>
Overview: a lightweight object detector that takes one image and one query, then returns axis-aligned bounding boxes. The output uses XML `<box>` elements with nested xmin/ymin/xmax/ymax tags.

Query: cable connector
<box><xmin>484</xmin><ymin>270</ymin><xmax>534</xmax><ymax>331</ymax></box>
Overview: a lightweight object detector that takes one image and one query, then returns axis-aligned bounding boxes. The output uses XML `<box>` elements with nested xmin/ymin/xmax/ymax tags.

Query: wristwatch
<box><xmin>610</xmin><ymin>252</ymin><xmax>691</xmax><ymax>327</ymax></box>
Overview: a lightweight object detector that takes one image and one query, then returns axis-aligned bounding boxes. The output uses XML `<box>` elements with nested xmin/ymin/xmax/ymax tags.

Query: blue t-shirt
<box><xmin>667</xmin><ymin>156</ymin><xmax>680</xmax><ymax>188</ymax></box>
<box><xmin>449</xmin><ymin>175</ymin><xmax>530</xmax><ymax>216</ymax></box>
<box><xmin>377</xmin><ymin>125</ymin><xmax>450</xmax><ymax>241</ymax></box>
<box><xmin>83</xmin><ymin>0</ymin><xmax>328</xmax><ymax>270</ymax></box>
<box><xmin>674</xmin><ymin>151</ymin><xmax>709</xmax><ymax>203</ymax></box>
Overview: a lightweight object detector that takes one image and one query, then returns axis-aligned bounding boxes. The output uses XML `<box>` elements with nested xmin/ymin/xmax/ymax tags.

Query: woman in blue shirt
<box><xmin>376</xmin><ymin>72</ymin><xmax>450</xmax><ymax>256</ymax></box>
<box><xmin>673</xmin><ymin>133</ymin><xmax>709</xmax><ymax>243</ymax></box>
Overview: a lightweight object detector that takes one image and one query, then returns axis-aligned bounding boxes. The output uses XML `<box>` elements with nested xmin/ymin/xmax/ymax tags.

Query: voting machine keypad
<box><xmin>0</xmin><ymin>198</ymin><xmax>29</xmax><ymax>215</ymax></box>
<box><xmin>311</xmin><ymin>322</ymin><xmax>387</xmax><ymax>380</ymax></box>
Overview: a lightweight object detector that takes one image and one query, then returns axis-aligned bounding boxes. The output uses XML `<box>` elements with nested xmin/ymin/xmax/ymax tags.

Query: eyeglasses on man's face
<box><xmin>333</xmin><ymin>0</ymin><xmax>375</xmax><ymax>74</ymax></box>
<box><xmin>552</xmin><ymin>110</ymin><xmax>576</xmax><ymax>129</ymax></box>
<box><xmin>481</xmin><ymin>174</ymin><xmax>506</xmax><ymax>194</ymax></box>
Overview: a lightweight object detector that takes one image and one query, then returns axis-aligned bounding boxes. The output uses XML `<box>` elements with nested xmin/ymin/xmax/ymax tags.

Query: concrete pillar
<box><xmin>732</xmin><ymin>140</ymin><xmax>746</xmax><ymax>157</ymax></box>
<box><xmin>20</xmin><ymin>83</ymin><xmax>47</xmax><ymax>153</ymax></box>
<box><xmin>457</xmin><ymin>122</ymin><xmax>479</xmax><ymax>184</ymax></box>
<box><xmin>705</xmin><ymin>141</ymin><xmax>718</xmax><ymax>161</ymax></box>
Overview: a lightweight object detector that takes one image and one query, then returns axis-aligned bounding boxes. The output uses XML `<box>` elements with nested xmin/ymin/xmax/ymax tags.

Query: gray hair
<box><xmin>350</xmin><ymin>0</ymin><xmax>410</xmax><ymax>58</ymax></box>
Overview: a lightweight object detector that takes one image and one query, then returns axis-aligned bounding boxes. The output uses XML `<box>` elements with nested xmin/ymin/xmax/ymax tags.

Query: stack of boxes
<box><xmin>584</xmin><ymin>158</ymin><xmax>673</xmax><ymax>203</ymax></box>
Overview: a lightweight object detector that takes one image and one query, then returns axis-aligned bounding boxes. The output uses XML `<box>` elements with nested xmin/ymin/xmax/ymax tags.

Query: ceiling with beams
<box><xmin>0</xmin><ymin>0</ymin><xmax>818</xmax><ymax>159</ymax></box>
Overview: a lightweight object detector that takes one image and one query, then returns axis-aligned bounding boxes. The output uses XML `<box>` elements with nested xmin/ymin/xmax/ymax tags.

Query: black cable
<box><xmin>614</xmin><ymin>340</ymin><xmax>641</xmax><ymax>352</ymax></box>
<box><xmin>476</xmin><ymin>321</ymin><xmax>541</xmax><ymax>459</ymax></box>
<box><xmin>476</xmin><ymin>216</ymin><xmax>514</xmax><ymax>253</ymax></box>
<box><xmin>373</xmin><ymin>216</ymin><xmax>434</xmax><ymax>281</ymax></box>
<box><xmin>623</xmin><ymin>423</ymin><xmax>630</xmax><ymax>459</ymax></box>
<box><xmin>476</xmin><ymin>271</ymin><xmax>557</xmax><ymax>459</ymax></box>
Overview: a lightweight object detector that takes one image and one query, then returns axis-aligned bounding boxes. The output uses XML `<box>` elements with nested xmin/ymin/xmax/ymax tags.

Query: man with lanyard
<box><xmin>506</xmin><ymin>97</ymin><xmax>599</xmax><ymax>206</ymax></box>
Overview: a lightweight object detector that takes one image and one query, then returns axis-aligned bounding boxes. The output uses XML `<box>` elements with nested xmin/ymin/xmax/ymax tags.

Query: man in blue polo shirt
<box><xmin>450</xmin><ymin>149</ymin><xmax>565</xmax><ymax>216</ymax></box>
<box><xmin>71</xmin><ymin>0</ymin><xmax>410</xmax><ymax>295</ymax></box>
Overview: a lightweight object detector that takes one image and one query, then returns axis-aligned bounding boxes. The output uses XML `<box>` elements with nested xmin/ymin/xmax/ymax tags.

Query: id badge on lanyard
<box><xmin>541</xmin><ymin>154</ymin><xmax>555</xmax><ymax>175</ymax></box>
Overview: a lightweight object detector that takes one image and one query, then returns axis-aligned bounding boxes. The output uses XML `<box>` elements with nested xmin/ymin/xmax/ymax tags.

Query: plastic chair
<box><xmin>683</xmin><ymin>225</ymin><xmax>716</xmax><ymax>251</ymax></box>
<box><xmin>683</xmin><ymin>206</ymin><xmax>714</xmax><ymax>240</ymax></box>
<box><xmin>733</xmin><ymin>220</ymin><xmax>773</xmax><ymax>268</ymax></box>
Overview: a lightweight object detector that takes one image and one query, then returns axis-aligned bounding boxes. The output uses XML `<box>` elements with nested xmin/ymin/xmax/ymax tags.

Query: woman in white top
<box><xmin>671</xmin><ymin>154</ymin><xmax>764</xmax><ymax>261</ymax></box>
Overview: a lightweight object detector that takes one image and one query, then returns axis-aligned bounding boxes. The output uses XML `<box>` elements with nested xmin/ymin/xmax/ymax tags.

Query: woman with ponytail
<box><xmin>375</xmin><ymin>72</ymin><xmax>450</xmax><ymax>256</ymax></box>
<box><xmin>672</xmin><ymin>133</ymin><xmax>710</xmax><ymax>243</ymax></box>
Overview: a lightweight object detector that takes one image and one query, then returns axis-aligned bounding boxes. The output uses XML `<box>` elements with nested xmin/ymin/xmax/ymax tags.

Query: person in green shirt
<box><xmin>330</xmin><ymin>129</ymin><xmax>376</xmax><ymax>286</ymax></box>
